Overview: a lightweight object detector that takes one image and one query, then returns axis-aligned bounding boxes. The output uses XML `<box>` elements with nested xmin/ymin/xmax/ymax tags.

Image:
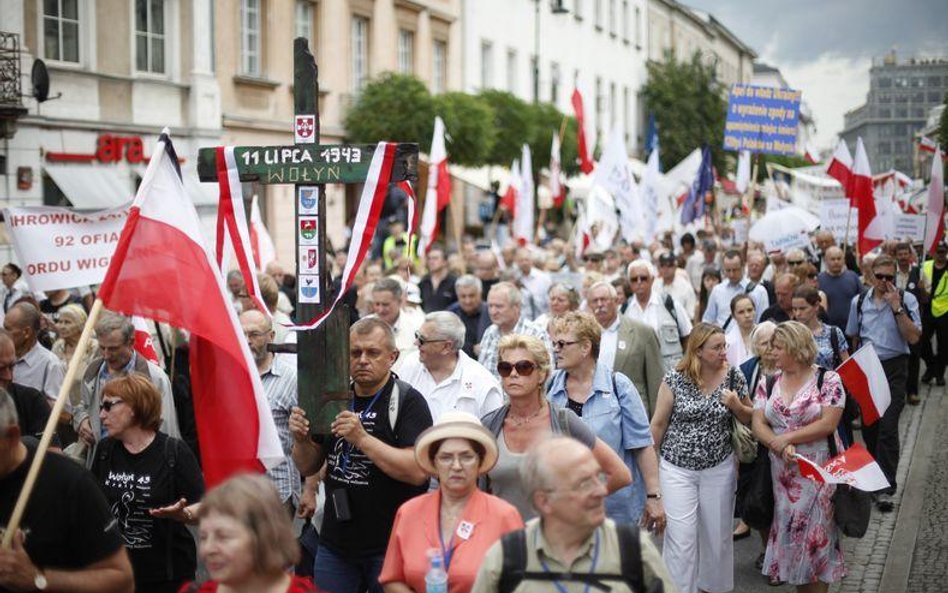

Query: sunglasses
<box><xmin>100</xmin><ymin>399</ymin><xmax>125</xmax><ymax>412</ymax></box>
<box><xmin>552</xmin><ymin>339</ymin><xmax>580</xmax><ymax>350</ymax></box>
<box><xmin>414</xmin><ymin>331</ymin><xmax>449</xmax><ymax>346</ymax></box>
<box><xmin>875</xmin><ymin>274</ymin><xmax>895</xmax><ymax>282</ymax></box>
<box><xmin>628</xmin><ymin>275</ymin><xmax>650</xmax><ymax>282</ymax></box>
<box><xmin>788</xmin><ymin>260</ymin><xmax>804</xmax><ymax>265</ymax></box>
<box><xmin>497</xmin><ymin>360</ymin><xmax>538</xmax><ymax>378</ymax></box>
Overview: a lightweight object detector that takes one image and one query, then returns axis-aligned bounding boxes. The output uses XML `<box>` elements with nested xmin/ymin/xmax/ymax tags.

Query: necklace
<box><xmin>507</xmin><ymin>402</ymin><xmax>545</xmax><ymax>427</ymax></box>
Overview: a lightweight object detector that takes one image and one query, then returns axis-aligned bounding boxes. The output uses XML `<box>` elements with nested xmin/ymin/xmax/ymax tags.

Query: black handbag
<box><xmin>740</xmin><ymin>374</ymin><xmax>777</xmax><ymax>530</ymax></box>
<box><xmin>827</xmin><ymin>434</ymin><xmax>872</xmax><ymax>538</ymax></box>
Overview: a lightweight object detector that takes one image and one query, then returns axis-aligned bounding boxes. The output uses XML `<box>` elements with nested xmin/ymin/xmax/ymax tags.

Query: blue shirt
<box><xmin>547</xmin><ymin>363</ymin><xmax>653</xmax><ymax>523</ymax></box>
<box><xmin>97</xmin><ymin>352</ymin><xmax>138</xmax><ymax>438</ymax></box>
<box><xmin>845</xmin><ymin>288</ymin><xmax>921</xmax><ymax>360</ymax></box>
<box><xmin>702</xmin><ymin>278</ymin><xmax>769</xmax><ymax>327</ymax></box>
<box><xmin>819</xmin><ymin>270</ymin><xmax>862</xmax><ymax>330</ymax></box>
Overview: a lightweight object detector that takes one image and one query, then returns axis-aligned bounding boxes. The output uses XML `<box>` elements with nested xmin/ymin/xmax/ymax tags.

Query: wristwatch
<box><xmin>34</xmin><ymin>570</ymin><xmax>48</xmax><ymax>591</ymax></box>
<box><xmin>646</xmin><ymin>493</ymin><xmax>662</xmax><ymax>500</ymax></box>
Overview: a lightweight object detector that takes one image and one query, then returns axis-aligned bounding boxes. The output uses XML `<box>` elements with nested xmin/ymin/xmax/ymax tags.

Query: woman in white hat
<box><xmin>379</xmin><ymin>411</ymin><xmax>523</xmax><ymax>593</ymax></box>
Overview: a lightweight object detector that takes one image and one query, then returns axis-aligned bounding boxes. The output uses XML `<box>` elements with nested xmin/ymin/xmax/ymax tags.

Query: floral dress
<box><xmin>754</xmin><ymin>368</ymin><xmax>848</xmax><ymax>585</ymax></box>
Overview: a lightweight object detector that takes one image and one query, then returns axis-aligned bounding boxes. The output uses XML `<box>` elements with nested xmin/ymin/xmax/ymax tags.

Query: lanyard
<box><xmin>338</xmin><ymin>386</ymin><xmax>386</xmax><ymax>475</ymax></box>
<box><xmin>438</xmin><ymin>515</ymin><xmax>457</xmax><ymax>572</ymax></box>
<box><xmin>538</xmin><ymin>529</ymin><xmax>600</xmax><ymax>593</ymax></box>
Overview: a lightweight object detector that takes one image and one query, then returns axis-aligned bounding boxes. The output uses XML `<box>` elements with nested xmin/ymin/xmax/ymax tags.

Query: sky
<box><xmin>682</xmin><ymin>0</ymin><xmax>948</xmax><ymax>150</ymax></box>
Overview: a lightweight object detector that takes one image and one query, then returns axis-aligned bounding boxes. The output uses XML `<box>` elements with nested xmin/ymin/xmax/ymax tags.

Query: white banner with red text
<box><xmin>2</xmin><ymin>204</ymin><xmax>129</xmax><ymax>292</ymax></box>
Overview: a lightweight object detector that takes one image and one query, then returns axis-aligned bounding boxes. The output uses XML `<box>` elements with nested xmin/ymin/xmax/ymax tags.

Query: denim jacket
<box><xmin>547</xmin><ymin>363</ymin><xmax>653</xmax><ymax>523</ymax></box>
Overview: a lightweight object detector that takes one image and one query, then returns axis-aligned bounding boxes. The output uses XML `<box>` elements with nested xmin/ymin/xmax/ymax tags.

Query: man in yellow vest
<box><xmin>920</xmin><ymin>242</ymin><xmax>948</xmax><ymax>396</ymax></box>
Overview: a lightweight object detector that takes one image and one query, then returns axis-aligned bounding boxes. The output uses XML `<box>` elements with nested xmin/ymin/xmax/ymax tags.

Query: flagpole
<box><xmin>843</xmin><ymin>207</ymin><xmax>854</xmax><ymax>259</ymax></box>
<box><xmin>2</xmin><ymin>298</ymin><xmax>105</xmax><ymax>548</ymax></box>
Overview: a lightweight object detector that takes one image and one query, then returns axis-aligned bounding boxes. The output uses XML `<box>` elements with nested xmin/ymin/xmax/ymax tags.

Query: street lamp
<box><xmin>534</xmin><ymin>0</ymin><xmax>570</xmax><ymax>104</ymax></box>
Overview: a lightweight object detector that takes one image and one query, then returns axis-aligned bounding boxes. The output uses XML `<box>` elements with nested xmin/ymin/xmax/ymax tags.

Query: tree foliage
<box><xmin>642</xmin><ymin>50</ymin><xmax>728</xmax><ymax>173</ymax></box>
<box><xmin>478</xmin><ymin>90</ymin><xmax>536</xmax><ymax>166</ymax></box>
<box><xmin>432</xmin><ymin>92</ymin><xmax>496</xmax><ymax>166</ymax></box>
<box><xmin>344</xmin><ymin>73</ymin><xmax>434</xmax><ymax>145</ymax></box>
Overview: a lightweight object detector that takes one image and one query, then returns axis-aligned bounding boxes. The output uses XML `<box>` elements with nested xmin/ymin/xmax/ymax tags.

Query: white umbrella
<box><xmin>749</xmin><ymin>206</ymin><xmax>821</xmax><ymax>244</ymax></box>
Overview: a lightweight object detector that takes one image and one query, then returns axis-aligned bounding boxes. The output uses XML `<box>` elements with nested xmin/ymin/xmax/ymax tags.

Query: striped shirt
<box><xmin>260</xmin><ymin>355</ymin><xmax>300</xmax><ymax>505</ymax></box>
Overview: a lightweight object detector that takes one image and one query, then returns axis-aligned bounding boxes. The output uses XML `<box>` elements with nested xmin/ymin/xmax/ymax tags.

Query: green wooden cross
<box><xmin>197</xmin><ymin>38</ymin><xmax>418</xmax><ymax>432</ymax></box>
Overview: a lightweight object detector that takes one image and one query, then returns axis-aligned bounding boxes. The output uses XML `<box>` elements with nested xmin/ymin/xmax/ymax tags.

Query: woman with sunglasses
<box><xmin>650</xmin><ymin>322</ymin><xmax>752</xmax><ymax>593</ymax></box>
<box><xmin>480</xmin><ymin>334</ymin><xmax>631</xmax><ymax>520</ymax></box>
<box><xmin>546</xmin><ymin>311</ymin><xmax>664</xmax><ymax>531</ymax></box>
<box><xmin>90</xmin><ymin>374</ymin><xmax>204</xmax><ymax>593</ymax></box>
<box><xmin>380</xmin><ymin>412</ymin><xmax>522</xmax><ymax>593</ymax></box>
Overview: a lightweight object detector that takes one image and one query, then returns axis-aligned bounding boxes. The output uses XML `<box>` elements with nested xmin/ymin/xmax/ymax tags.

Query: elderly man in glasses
<box><xmin>472</xmin><ymin>437</ymin><xmax>675</xmax><ymax>593</ymax></box>
<box><xmin>846</xmin><ymin>254</ymin><xmax>922</xmax><ymax>513</ymax></box>
<box><xmin>625</xmin><ymin>261</ymin><xmax>692</xmax><ymax>371</ymax></box>
<box><xmin>398</xmin><ymin>311</ymin><xmax>503</xmax><ymax>422</ymax></box>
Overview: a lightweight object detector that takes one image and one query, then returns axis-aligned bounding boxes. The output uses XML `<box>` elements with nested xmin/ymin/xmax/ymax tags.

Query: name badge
<box><xmin>618</xmin><ymin>340</ymin><xmax>627</xmax><ymax>350</ymax></box>
<box><xmin>457</xmin><ymin>521</ymin><xmax>475</xmax><ymax>540</ymax></box>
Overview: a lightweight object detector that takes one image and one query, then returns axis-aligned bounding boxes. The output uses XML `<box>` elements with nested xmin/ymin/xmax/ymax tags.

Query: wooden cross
<box><xmin>197</xmin><ymin>38</ymin><xmax>418</xmax><ymax>431</ymax></box>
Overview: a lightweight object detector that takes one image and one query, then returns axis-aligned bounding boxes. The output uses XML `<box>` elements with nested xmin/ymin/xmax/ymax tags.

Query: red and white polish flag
<box><xmin>99</xmin><ymin>130</ymin><xmax>283</xmax><ymax>487</ymax></box>
<box><xmin>923</xmin><ymin>145</ymin><xmax>945</xmax><ymax>255</ymax></box>
<box><xmin>418</xmin><ymin>116</ymin><xmax>451</xmax><ymax>256</ymax></box>
<box><xmin>835</xmin><ymin>343</ymin><xmax>890</xmax><ymax>426</ymax></box>
<box><xmin>571</xmin><ymin>85</ymin><xmax>594</xmax><ymax>175</ymax></box>
<box><xmin>826</xmin><ymin>139</ymin><xmax>854</xmax><ymax>202</ymax></box>
<box><xmin>852</xmin><ymin>138</ymin><xmax>880</xmax><ymax>254</ymax></box>
<box><xmin>795</xmin><ymin>443</ymin><xmax>891</xmax><ymax>492</ymax></box>
<box><xmin>131</xmin><ymin>316</ymin><xmax>161</xmax><ymax>367</ymax></box>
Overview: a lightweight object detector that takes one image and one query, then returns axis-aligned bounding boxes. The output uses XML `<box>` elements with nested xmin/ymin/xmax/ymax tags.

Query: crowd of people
<box><xmin>0</xmin><ymin>222</ymin><xmax>940</xmax><ymax>593</ymax></box>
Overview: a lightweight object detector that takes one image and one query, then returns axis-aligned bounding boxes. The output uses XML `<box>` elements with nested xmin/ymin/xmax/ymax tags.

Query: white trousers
<box><xmin>660</xmin><ymin>455</ymin><xmax>737</xmax><ymax>593</ymax></box>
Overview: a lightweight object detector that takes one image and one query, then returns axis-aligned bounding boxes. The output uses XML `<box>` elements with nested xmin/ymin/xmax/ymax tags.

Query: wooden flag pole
<box><xmin>1</xmin><ymin>298</ymin><xmax>105</xmax><ymax>548</ymax></box>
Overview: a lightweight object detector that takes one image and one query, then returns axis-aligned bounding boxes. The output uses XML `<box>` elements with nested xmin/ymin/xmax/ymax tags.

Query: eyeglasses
<box><xmin>787</xmin><ymin>260</ymin><xmax>804</xmax><ymax>265</ymax></box>
<box><xmin>100</xmin><ymin>399</ymin><xmax>125</xmax><ymax>412</ymax></box>
<box><xmin>549</xmin><ymin>472</ymin><xmax>608</xmax><ymax>495</ymax></box>
<box><xmin>497</xmin><ymin>360</ymin><xmax>538</xmax><ymax>378</ymax></box>
<box><xmin>434</xmin><ymin>452</ymin><xmax>480</xmax><ymax>468</ymax></box>
<box><xmin>628</xmin><ymin>276</ymin><xmax>650</xmax><ymax>283</ymax></box>
<box><xmin>414</xmin><ymin>331</ymin><xmax>449</xmax><ymax>346</ymax></box>
<box><xmin>875</xmin><ymin>274</ymin><xmax>895</xmax><ymax>282</ymax></box>
<box><xmin>552</xmin><ymin>339</ymin><xmax>580</xmax><ymax>350</ymax></box>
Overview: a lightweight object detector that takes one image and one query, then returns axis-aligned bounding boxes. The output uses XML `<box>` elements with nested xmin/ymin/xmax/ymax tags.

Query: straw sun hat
<box><xmin>414</xmin><ymin>411</ymin><xmax>499</xmax><ymax>476</ymax></box>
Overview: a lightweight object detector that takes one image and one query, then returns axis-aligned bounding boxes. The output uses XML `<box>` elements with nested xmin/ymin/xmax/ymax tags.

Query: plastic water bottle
<box><xmin>425</xmin><ymin>549</ymin><xmax>448</xmax><ymax>593</ymax></box>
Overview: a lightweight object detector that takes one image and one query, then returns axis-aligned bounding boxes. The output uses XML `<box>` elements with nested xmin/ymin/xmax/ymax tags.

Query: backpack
<box><xmin>497</xmin><ymin>523</ymin><xmax>663</xmax><ymax>593</ymax></box>
<box><xmin>387</xmin><ymin>377</ymin><xmax>413</xmax><ymax>434</ymax></box>
<box><xmin>722</xmin><ymin>281</ymin><xmax>758</xmax><ymax>331</ymax></box>
<box><xmin>96</xmin><ymin>435</ymin><xmax>180</xmax><ymax>582</ymax></box>
<box><xmin>662</xmin><ymin>294</ymin><xmax>681</xmax><ymax>339</ymax></box>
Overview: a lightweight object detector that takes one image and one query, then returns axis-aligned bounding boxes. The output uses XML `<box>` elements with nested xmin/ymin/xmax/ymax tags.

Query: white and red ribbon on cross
<box><xmin>215</xmin><ymin>142</ymin><xmax>402</xmax><ymax>331</ymax></box>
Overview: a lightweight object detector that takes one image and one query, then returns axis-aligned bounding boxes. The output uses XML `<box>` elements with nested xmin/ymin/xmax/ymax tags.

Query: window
<box><xmin>929</xmin><ymin>91</ymin><xmax>943</xmax><ymax>102</ymax></box>
<box><xmin>296</xmin><ymin>1</ymin><xmax>314</xmax><ymax>44</ymax></box>
<box><xmin>43</xmin><ymin>0</ymin><xmax>80</xmax><ymax>63</ymax></box>
<box><xmin>878</xmin><ymin>142</ymin><xmax>891</xmax><ymax>155</ymax></box>
<box><xmin>594</xmin><ymin>0</ymin><xmax>602</xmax><ymax>29</ymax></box>
<box><xmin>878</xmin><ymin>108</ymin><xmax>891</xmax><ymax>118</ymax></box>
<box><xmin>621</xmin><ymin>1</ymin><xmax>629</xmax><ymax>41</ymax></box>
<box><xmin>877</xmin><ymin>77</ymin><xmax>892</xmax><ymax>88</ymax></box>
<box><xmin>608</xmin><ymin>0</ymin><xmax>616</xmax><ymax>35</ymax></box>
<box><xmin>480</xmin><ymin>41</ymin><xmax>493</xmax><ymax>89</ymax></box>
<box><xmin>911</xmin><ymin>77</ymin><xmax>925</xmax><ymax>88</ymax></box>
<box><xmin>896</xmin><ymin>107</ymin><xmax>908</xmax><ymax>118</ymax></box>
<box><xmin>507</xmin><ymin>49</ymin><xmax>517</xmax><ymax>93</ymax></box>
<box><xmin>929</xmin><ymin>75</ymin><xmax>942</xmax><ymax>88</ymax></box>
<box><xmin>240</xmin><ymin>0</ymin><xmax>261</xmax><ymax>76</ymax></box>
<box><xmin>609</xmin><ymin>82</ymin><xmax>616</xmax><ymax>128</ymax></box>
<box><xmin>135</xmin><ymin>0</ymin><xmax>165</xmax><ymax>73</ymax></box>
<box><xmin>595</xmin><ymin>76</ymin><xmax>603</xmax><ymax>138</ymax></box>
<box><xmin>878</xmin><ymin>93</ymin><xmax>892</xmax><ymax>104</ymax></box>
<box><xmin>351</xmin><ymin>16</ymin><xmax>369</xmax><ymax>93</ymax></box>
<box><xmin>634</xmin><ymin>6</ymin><xmax>641</xmax><ymax>48</ymax></box>
<box><xmin>550</xmin><ymin>62</ymin><xmax>560</xmax><ymax>105</ymax></box>
<box><xmin>398</xmin><ymin>30</ymin><xmax>414</xmax><ymax>74</ymax></box>
<box><xmin>913</xmin><ymin>107</ymin><xmax>925</xmax><ymax>117</ymax></box>
<box><xmin>432</xmin><ymin>40</ymin><xmax>447</xmax><ymax>94</ymax></box>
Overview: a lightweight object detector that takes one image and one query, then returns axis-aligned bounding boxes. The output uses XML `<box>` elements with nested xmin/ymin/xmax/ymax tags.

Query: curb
<box><xmin>877</xmin><ymin>383</ymin><xmax>947</xmax><ymax>593</ymax></box>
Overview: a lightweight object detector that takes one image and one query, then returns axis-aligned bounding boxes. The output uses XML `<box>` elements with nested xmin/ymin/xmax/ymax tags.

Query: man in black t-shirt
<box><xmin>291</xmin><ymin>317</ymin><xmax>433</xmax><ymax>593</ymax></box>
<box><xmin>419</xmin><ymin>246</ymin><xmax>458</xmax><ymax>313</ymax></box>
<box><xmin>0</xmin><ymin>392</ymin><xmax>133</xmax><ymax>593</ymax></box>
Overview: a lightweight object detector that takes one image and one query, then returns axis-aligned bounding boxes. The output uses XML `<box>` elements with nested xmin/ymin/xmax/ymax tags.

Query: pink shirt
<box><xmin>379</xmin><ymin>489</ymin><xmax>524</xmax><ymax>593</ymax></box>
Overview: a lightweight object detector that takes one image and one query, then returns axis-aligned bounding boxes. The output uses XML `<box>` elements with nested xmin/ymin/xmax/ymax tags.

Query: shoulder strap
<box><xmin>856</xmin><ymin>290</ymin><xmax>867</xmax><ymax>329</ymax></box>
<box><xmin>616</xmin><ymin>524</ymin><xmax>645</xmax><ymax>593</ymax></box>
<box><xmin>663</xmin><ymin>294</ymin><xmax>682</xmax><ymax>338</ymax></box>
<box><xmin>389</xmin><ymin>379</ymin><xmax>402</xmax><ymax>432</ymax></box>
<box><xmin>164</xmin><ymin>435</ymin><xmax>178</xmax><ymax>581</ymax></box>
<box><xmin>829</xmin><ymin>326</ymin><xmax>841</xmax><ymax>369</ymax></box>
<box><xmin>745</xmin><ymin>281</ymin><xmax>758</xmax><ymax>294</ymax></box>
<box><xmin>498</xmin><ymin>530</ymin><xmax>528</xmax><ymax>593</ymax></box>
<box><xmin>765</xmin><ymin>374</ymin><xmax>778</xmax><ymax>398</ymax></box>
<box><xmin>556</xmin><ymin>407</ymin><xmax>573</xmax><ymax>438</ymax></box>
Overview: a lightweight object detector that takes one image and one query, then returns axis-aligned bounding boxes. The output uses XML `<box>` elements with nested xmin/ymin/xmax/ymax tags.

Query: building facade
<box><xmin>214</xmin><ymin>0</ymin><xmax>461</xmax><ymax>263</ymax></box>
<box><xmin>462</xmin><ymin>0</ymin><xmax>649</xmax><ymax>154</ymax></box>
<box><xmin>841</xmin><ymin>51</ymin><xmax>948</xmax><ymax>174</ymax></box>
<box><xmin>647</xmin><ymin>0</ymin><xmax>755</xmax><ymax>90</ymax></box>
<box><xmin>0</xmin><ymin>0</ymin><xmax>221</xmax><ymax>263</ymax></box>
